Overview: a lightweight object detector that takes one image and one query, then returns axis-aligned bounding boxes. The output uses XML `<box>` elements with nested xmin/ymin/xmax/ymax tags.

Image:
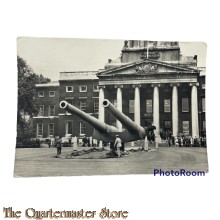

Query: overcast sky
<box><xmin>17</xmin><ymin>37</ymin><xmax>207</xmax><ymax>81</ymax></box>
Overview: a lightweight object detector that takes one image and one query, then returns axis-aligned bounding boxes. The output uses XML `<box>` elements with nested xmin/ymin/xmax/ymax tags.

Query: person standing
<box><xmin>72</xmin><ymin>136</ymin><xmax>78</xmax><ymax>151</ymax></box>
<box><xmin>114</xmin><ymin>135</ymin><xmax>122</xmax><ymax>158</ymax></box>
<box><xmin>56</xmin><ymin>139</ymin><xmax>62</xmax><ymax>158</ymax></box>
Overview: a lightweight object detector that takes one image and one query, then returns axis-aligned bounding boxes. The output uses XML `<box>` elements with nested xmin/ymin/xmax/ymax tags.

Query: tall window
<box><xmin>37</xmin><ymin>123</ymin><xmax>43</xmax><ymax>137</ymax></box>
<box><xmin>48</xmin><ymin>123</ymin><xmax>54</xmax><ymax>136</ymax></box>
<box><xmin>146</xmin><ymin>99</ymin><xmax>153</xmax><ymax>113</ymax></box>
<box><xmin>66</xmin><ymin>86</ymin><xmax>74</xmax><ymax>92</ymax></box>
<box><xmin>48</xmin><ymin>105</ymin><xmax>55</xmax><ymax>116</ymax></box>
<box><xmin>38</xmin><ymin>105</ymin><xmax>44</xmax><ymax>116</ymax></box>
<box><xmin>182</xmin><ymin>121</ymin><xmax>189</xmax><ymax>134</ymax></box>
<box><xmin>38</xmin><ymin>91</ymin><xmax>44</xmax><ymax>97</ymax></box>
<box><xmin>65</xmin><ymin>121</ymin><xmax>73</xmax><ymax>135</ymax></box>
<box><xmin>80</xmin><ymin>122</ymin><xmax>86</xmax><ymax>135</ymax></box>
<box><xmin>164</xmin><ymin>99</ymin><xmax>171</xmax><ymax>112</ymax></box>
<box><xmin>203</xmin><ymin>120</ymin><xmax>206</xmax><ymax>130</ymax></box>
<box><xmin>80</xmin><ymin>100</ymin><xmax>86</xmax><ymax>112</ymax></box>
<box><xmin>202</xmin><ymin>98</ymin><xmax>206</xmax><ymax>112</ymax></box>
<box><xmin>79</xmin><ymin>85</ymin><xmax>87</xmax><ymax>92</ymax></box>
<box><xmin>182</xmin><ymin>98</ymin><xmax>189</xmax><ymax>112</ymax></box>
<box><xmin>129</xmin><ymin>100</ymin><xmax>134</xmax><ymax>113</ymax></box>
<box><xmin>94</xmin><ymin>100</ymin><xmax>99</xmax><ymax>114</ymax></box>
<box><xmin>49</xmin><ymin>91</ymin><xmax>55</xmax><ymax>97</ymax></box>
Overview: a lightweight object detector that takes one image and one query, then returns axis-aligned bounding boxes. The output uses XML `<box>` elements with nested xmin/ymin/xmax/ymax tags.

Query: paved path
<box><xmin>14</xmin><ymin>146</ymin><xmax>208</xmax><ymax>177</ymax></box>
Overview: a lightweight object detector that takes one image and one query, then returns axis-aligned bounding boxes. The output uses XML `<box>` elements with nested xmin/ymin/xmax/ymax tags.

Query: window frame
<box><xmin>93</xmin><ymin>85</ymin><xmax>99</xmax><ymax>92</ymax></box>
<box><xmin>80</xmin><ymin>121</ymin><xmax>86</xmax><ymax>135</ymax></box>
<box><xmin>38</xmin><ymin>91</ymin><xmax>44</xmax><ymax>97</ymax></box>
<box><xmin>164</xmin><ymin>99</ymin><xmax>171</xmax><ymax>113</ymax></box>
<box><xmin>146</xmin><ymin>99</ymin><xmax>153</xmax><ymax>113</ymax></box>
<box><xmin>203</xmin><ymin>120</ymin><xmax>206</xmax><ymax>130</ymax></box>
<box><xmin>65</xmin><ymin>120</ymin><xmax>73</xmax><ymax>135</ymax></box>
<box><xmin>79</xmin><ymin>85</ymin><xmax>87</xmax><ymax>92</ymax></box>
<box><xmin>129</xmin><ymin>100</ymin><xmax>134</xmax><ymax>114</ymax></box>
<box><xmin>38</xmin><ymin>105</ymin><xmax>44</xmax><ymax>116</ymax></box>
<box><xmin>37</xmin><ymin>123</ymin><xmax>43</xmax><ymax>137</ymax></box>
<box><xmin>94</xmin><ymin>100</ymin><xmax>99</xmax><ymax>114</ymax></box>
<box><xmin>48</xmin><ymin>105</ymin><xmax>55</xmax><ymax>116</ymax></box>
<box><xmin>202</xmin><ymin>98</ymin><xmax>206</xmax><ymax>112</ymax></box>
<box><xmin>182</xmin><ymin>121</ymin><xmax>190</xmax><ymax>135</ymax></box>
<box><xmin>49</xmin><ymin>91</ymin><xmax>55</xmax><ymax>97</ymax></box>
<box><xmin>182</xmin><ymin>98</ymin><xmax>189</xmax><ymax>112</ymax></box>
<box><xmin>48</xmin><ymin>123</ymin><xmax>54</xmax><ymax>136</ymax></box>
<box><xmin>66</xmin><ymin>86</ymin><xmax>74</xmax><ymax>92</ymax></box>
<box><xmin>80</xmin><ymin>100</ymin><xmax>87</xmax><ymax>112</ymax></box>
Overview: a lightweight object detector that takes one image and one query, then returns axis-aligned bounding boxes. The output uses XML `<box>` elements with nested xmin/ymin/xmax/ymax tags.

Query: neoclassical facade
<box><xmin>97</xmin><ymin>41</ymin><xmax>205</xmax><ymax>141</ymax></box>
<box><xmin>33</xmin><ymin>40</ymin><xmax>206</xmax><ymax>140</ymax></box>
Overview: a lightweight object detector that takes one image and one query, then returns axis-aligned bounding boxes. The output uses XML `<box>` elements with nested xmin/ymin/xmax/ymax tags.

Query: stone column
<box><xmin>171</xmin><ymin>83</ymin><xmax>180</xmax><ymax>137</ymax></box>
<box><xmin>133</xmin><ymin>85</ymin><xmax>141</xmax><ymax>126</ymax></box>
<box><xmin>152</xmin><ymin>84</ymin><xmax>161</xmax><ymax>147</ymax></box>
<box><xmin>190</xmin><ymin>83</ymin><xmax>199</xmax><ymax>138</ymax></box>
<box><xmin>115</xmin><ymin>85</ymin><xmax>123</xmax><ymax>131</ymax></box>
<box><xmin>98</xmin><ymin>86</ymin><xmax>105</xmax><ymax>147</ymax></box>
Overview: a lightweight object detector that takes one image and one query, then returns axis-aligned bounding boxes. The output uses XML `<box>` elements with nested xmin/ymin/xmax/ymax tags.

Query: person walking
<box><xmin>114</xmin><ymin>135</ymin><xmax>122</xmax><ymax>158</ymax></box>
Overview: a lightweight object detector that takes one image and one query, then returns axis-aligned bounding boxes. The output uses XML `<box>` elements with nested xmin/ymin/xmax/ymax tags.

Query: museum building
<box><xmin>33</xmin><ymin>40</ymin><xmax>206</xmax><ymax>141</ymax></box>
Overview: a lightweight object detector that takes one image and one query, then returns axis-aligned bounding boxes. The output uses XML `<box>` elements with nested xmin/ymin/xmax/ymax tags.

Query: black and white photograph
<box><xmin>14</xmin><ymin>38</ymin><xmax>208</xmax><ymax>177</ymax></box>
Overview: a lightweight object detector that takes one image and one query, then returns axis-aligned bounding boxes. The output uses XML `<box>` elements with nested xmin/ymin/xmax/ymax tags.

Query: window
<box><xmin>129</xmin><ymin>100</ymin><xmax>134</xmax><ymax>113</ymax></box>
<box><xmin>65</xmin><ymin>121</ymin><xmax>73</xmax><ymax>135</ymax></box>
<box><xmin>37</xmin><ymin>123</ymin><xmax>43</xmax><ymax>137</ymax></box>
<box><xmin>66</xmin><ymin>86</ymin><xmax>74</xmax><ymax>92</ymax></box>
<box><xmin>48</xmin><ymin>123</ymin><xmax>54</xmax><ymax>136</ymax></box>
<box><xmin>164</xmin><ymin>99</ymin><xmax>171</xmax><ymax>112</ymax></box>
<box><xmin>80</xmin><ymin>100</ymin><xmax>86</xmax><ymax>111</ymax></box>
<box><xmin>79</xmin><ymin>85</ymin><xmax>87</xmax><ymax>92</ymax></box>
<box><xmin>80</xmin><ymin>121</ymin><xmax>86</xmax><ymax>135</ymax></box>
<box><xmin>182</xmin><ymin>121</ymin><xmax>190</xmax><ymax>135</ymax></box>
<box><xmin>94</xmin><ymin>100</ymin><xmax>99</xmax><ymax>114</ymax></box>
<box><xmin>182</xmin><ymin>98</ymin><xmax>189</xmax><ymax>112</ymax></box>
<box><xmin>202</xmin><ymin>98</ymin><xmax>206</xmax><ymax>112</ymax></box>
<box><xmin>38</xmin><ymin>105</ymin><xmax>44</xmax><ymax>116</ymax></box>
<box><xmin>38</xmin><ymin>91</ymin><xmax>44</xmax><ymax>97</ymax></box>
<box><xmin>203</xmin><ymin>120</ymin><xmax>206</xmax><ymax>130</ymax></box>
<box><xmin>164</xmin><ymin>121</ymin><xmax>171</xmax><ymax>129</ymax></box>
<box><xmin>49</xmin><ymin>91</ymin><xmax>55</xmax><ymax>97</ymax></box>
<box><xmin>146</xmin><ymin>99</ymin><xmax>153</xmax><ymax>113</ymax></box>
<box><xmin>93</xmin><ymin>85</ymin><xmax>99</xmax><ymax>92</ymax></box>
<box><xmin>48</xmin><ymin>105</ymin><xmax>55</xmax><ymax>116</ymax></box>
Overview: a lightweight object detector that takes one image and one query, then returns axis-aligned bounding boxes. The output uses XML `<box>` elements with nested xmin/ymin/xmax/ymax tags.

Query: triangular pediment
<box><xmin>97</xmin><ymin>59</ymin><xmax>198</xmax><ymax>77</ymax></box>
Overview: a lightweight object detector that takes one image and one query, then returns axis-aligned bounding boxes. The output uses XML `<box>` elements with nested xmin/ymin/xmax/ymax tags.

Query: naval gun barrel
<box><xmin>59</xmin><ymin>101</ymin><xmax>118</xmax><ymax>133</ymax></box>
<box><xmin>102</xmin><ymin>99</ymin><xmax>146</xmax><ymax>139</ymax></box>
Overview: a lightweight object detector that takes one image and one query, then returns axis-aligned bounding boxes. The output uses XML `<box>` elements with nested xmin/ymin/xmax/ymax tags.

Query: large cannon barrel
<box><xmin>102</xmin><ymin>99</ymin><xmax>146</xmax><ymax>138</ymax></box>
<box><xmin>59</xmin><ymin>101</ymin><xmax>118</xmax><ymax>133</ymax></box>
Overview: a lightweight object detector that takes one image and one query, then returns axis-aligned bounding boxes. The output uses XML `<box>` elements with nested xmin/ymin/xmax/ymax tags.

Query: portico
<box><xmin>97</xmin><ymin>59</ymin><xmax>200</xmax><ymax>139</ymax></box>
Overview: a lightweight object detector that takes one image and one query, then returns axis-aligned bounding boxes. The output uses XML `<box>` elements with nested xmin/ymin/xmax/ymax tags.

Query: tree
<box><xmin>17</xmin><ymin>56</ymin><xmax>51</xmax><ymax>143</ymax></box>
